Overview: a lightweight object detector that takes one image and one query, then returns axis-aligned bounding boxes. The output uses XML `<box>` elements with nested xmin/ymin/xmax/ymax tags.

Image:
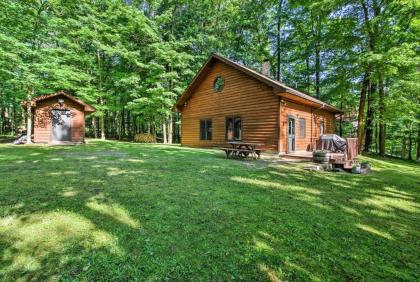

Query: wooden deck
<box><xmin>280</xmin><ymin>150</ymin><xmax>347</xmax><ymax>161</ymax></box>
<box><xmin>279</xmin><ymin>150</ymin><xmax>313</xmax><ymax>160</ymax></box>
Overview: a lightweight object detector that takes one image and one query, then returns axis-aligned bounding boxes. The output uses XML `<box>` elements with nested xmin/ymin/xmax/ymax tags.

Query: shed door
<box><xmin>51</xmin><ymin>110</ymin><xmax>71</xmax><ymax>142</ymax></box>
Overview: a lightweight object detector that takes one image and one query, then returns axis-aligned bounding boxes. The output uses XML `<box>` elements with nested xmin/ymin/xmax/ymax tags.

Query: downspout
<box><xmin>311</xmin><ymin>103</ymin><xmax>326</xmax><ymax>150</ymax></box>
<box><xmin>311</xmin><ymin>108</ymin><xmax>313</xmax><ymax>149</ymax></box>
<box><xmin>339</xmin><ymin>112</ymin><xmax>343</xmax><ymax>136</ymax></box>
<box><xmin>312</xmin><ymin>103</ymin><xmax>326</xmax><ymax>114</ymax></box>
<box><xmin>278</xmin><ymin>96</ymin><xmax>283</xmax><ymax>156</ymax></box>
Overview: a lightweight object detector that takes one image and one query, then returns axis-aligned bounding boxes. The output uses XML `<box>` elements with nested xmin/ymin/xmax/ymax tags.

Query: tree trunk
<box><xmin>21</xmin><ymin>109</ymin><xmax>25</xmax><ymax>130</ymax></box>
<box><xmin>408</xmin><ymin>125</ymin><xmax>413</xmax><ymax>160</ymax></box>
<box><xmin>100</xmin><ymin>114</ymin><xmax>105</xmax><ymax>140</ymax></box>
<box><xmin>357</xmin><ymin>71</ymin><xmax>370</xmax><ymax>153</ymax></box>
<box><xmin>12</xmin><ymin>100</ymin><xmax>17</xmax><ymax>135</ymax></box>
<box><xmin>0</xmin><ymin>107</ymin><xmax>3</xmax><ymax>135</ymax></box>
<box><xmin>315</xmin><ymin>42</ymin><xmax>321</xmax><ymax>99</ymax></box>
<box><xmin>375</xmin><ymin>122</ymin><xmax>379</xmax><ymax>154</ymax></box>
<box><xmin>401</xmin><ymin>137</ymin><xmax>406</xmax><ymax>159</ymax></box>
<box><xmin>163</xmin><ymin>121</ymin><xmax>167</xmax><ymax>144</ymax></box>
<box><xmin>96</xmin><ymin>46</ymin><xmax>105</xmax><ymax>140</ymax></box>
<box><xmin>364</xmin><ymin>82</ymin><xmax>376</xmax><ymax>152</ymax></box>
<box><xmin>378</xmin><ymin>77</ymin><xmax>385</xmax><ymax>156</ymax></box>
<box><xmin>313</xmin><ymin>13</ymin><xmax>322</xmax><ymax>99</ymax></box>
<box><xmin>359</xmin><ymin>0</ymin><xmax>378</xmax><ymax>153</ymax></box>
<box><xmin>93</xmin><ymin>117</ymin><xmax>98</xmax><ymax>138</ymax></box>
<box><xmin>121</xmin><ymin>109</ymin><xmax>125</xmax><ymax>139</ymax></box>
<box><xmin>167</xmin><ymin>113</ymin><xmax>173</xmax><ymax>144</ymax></box>
<box><xmin>133</xmin><ymin>115</ymin><xmax>137</xmax><ymax>135</ymax></box>
<box><xmin>305</xmin><ymin>56</ymin><xmax>310</xmax><ymax>93</ymax></box>
<box><xmin>339</xmin><ymin>101</ymin><xmax>343</xmax><ymax>137</ymax></box>
<box><xmin>26</xmin><ymin>87</ymin><xmax>34</xmax><ymax>144</ymax></box>
<box><xmin>126</xmin><ymin>110</ymin><xmax>131</xmax><ymax>138</ymax></box>
<box><xmin>417</xmin><ymin>126</ymin><xmax>420</xmax><ymax>161</ymax></box>
<box><xmin>99</xmin><ymin>95</ymin><xmax>105</xmax><ymax>140</ymax></box>
<box><xmin>276</xmin><ymin>0</ymin><xmax>284</xmax><ymax>81</ymax></box>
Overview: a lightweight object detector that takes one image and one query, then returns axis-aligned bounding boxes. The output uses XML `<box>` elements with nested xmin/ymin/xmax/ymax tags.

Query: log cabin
<box><xmin>23</xmin><ymin>91</ymin><xmax>95</xmax><ymax>144</ymax></box>
<box><xmin>174</xmin><ymin>53</ymin><xmax>343</xmax><ymax>154</ymax></box>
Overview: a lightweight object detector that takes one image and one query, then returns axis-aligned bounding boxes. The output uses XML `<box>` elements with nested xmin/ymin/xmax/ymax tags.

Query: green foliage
<box><xmin>0</xmin><ymin>0</ymin><xmax>418</xmax><ymax>155</ymax></box>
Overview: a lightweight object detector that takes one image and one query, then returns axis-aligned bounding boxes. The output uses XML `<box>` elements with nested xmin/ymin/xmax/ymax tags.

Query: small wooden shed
<box><xmin>25</xmin><ymin>91</ymin><xmax>95</xmax><ymax>144</ymax></box>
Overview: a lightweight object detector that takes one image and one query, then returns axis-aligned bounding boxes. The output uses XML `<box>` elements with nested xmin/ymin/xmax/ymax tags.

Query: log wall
<box><xmin>181</xmin><ymin>61</ymin><xmax>279</xmax><ymax>150</ymax></box>
<box><xmin>279</xmin><ymin>99</ymin><xmax>335</xmax><ymax>152</ymax></box>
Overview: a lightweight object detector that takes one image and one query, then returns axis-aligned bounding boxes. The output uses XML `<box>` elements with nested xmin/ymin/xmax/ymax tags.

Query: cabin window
<box><xmin>299</xmin><ymin>118</ymin><xmax>306</xmax><ymax>138</ymax></box>
<box><xmin>226</xmin><ymin>117</ymin><xmax>242</xmax><ymax>141</ymax></box>
<box><xmin>200</xmin><ymin>119</ymin><xmax>212</xmax><ymax>140</ymax></box>
<box><xmin>213</xmin><ymin>76</ymin><xmax>225</xmax><ymax>92</ymax></box>
<box><xmin>320</xmin><ymin>121</ymin><xmax>325</xmax><ymax>135</ymax></box>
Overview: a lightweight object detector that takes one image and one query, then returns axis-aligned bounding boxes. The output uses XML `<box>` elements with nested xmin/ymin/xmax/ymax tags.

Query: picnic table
<box><xmin>220</xmin><ymin>141</ymin><xmax>264</xmax><ymax>159</ymax></box>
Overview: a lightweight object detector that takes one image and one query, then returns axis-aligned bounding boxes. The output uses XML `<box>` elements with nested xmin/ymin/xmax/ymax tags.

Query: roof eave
<box><xmin>21</xmin><ymin>91</ymin><xmax>96</xmax><ymax>113</ymax></box>
<box><xmin>175</xmin><ymin>55</ymin><xmax>217</xmax><ymax>110</ymax></box>
<box><xmin>279</xmin><ymin>90</ymin><xmax>343</xmax><ymax>114</ymax></box>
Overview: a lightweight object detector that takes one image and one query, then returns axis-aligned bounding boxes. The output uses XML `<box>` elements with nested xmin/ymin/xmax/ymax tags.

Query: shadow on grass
<box><xmin>0</xmin><ymin>141</ymin><xmax>419</xmax><ymax>280</ymax></box>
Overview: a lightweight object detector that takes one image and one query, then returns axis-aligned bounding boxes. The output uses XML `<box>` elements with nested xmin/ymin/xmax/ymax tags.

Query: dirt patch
<box><xmin>238</xmin><ymin>154</ymin><xmax>313</xmax><ymax>170</ymax></box>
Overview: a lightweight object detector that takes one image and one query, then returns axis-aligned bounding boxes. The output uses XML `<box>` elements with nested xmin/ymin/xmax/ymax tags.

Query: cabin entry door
<box><xmin>287</xmin><ymin>117</ymin><xmax>296</xmax><ymax>152</ymax></box>
<box><xmin>51</xmin><ymin>109</ymin><xmax>71</xmax><ymax>142</ymax></box>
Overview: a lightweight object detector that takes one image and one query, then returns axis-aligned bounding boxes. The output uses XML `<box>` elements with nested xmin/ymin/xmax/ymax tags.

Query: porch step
<box><xmin>279</xmin><ymin>151</ymin><xmax>313</xmax><ymax>160</ymax></box>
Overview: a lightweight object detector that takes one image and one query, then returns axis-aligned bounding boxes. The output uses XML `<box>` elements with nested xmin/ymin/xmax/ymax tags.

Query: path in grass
<box><xmin>0</xmin><ymin>140</ymin><xmax>419</xmax><ymax>281</ymax></box>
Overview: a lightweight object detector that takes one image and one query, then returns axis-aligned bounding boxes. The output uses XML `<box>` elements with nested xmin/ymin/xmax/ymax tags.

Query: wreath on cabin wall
<box><xmin>213</xmin><ymin>76</ymin><xmax>225</xmax><ymax>92</ymax></box>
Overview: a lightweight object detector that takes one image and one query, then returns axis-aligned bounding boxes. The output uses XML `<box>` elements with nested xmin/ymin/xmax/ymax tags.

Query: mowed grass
<box><xmin>0</xmin><ymin>139</ymin><xmax>419</xmax><ymax>281</ymax></box>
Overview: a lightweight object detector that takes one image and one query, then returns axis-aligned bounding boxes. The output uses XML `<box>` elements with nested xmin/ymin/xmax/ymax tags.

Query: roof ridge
<box><xmin>211</xmin><ymin>53</ymin><xmax>340</xmax><ymax>110</ymax></box>
<box><xmin>175</xmin><ymin>53</ymin><xmax>342</xmax><ymax>114</ymax></box>
<box><xmin>23</xmin><ymin>91</ymin><xmax>96</xmax><ymax>113</ymax></box>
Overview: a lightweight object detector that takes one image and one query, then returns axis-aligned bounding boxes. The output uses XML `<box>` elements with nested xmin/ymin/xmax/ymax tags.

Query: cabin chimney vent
<box><xmin>261</xmin><ymin>59</ymin><xmax>271</xmax><ymax>77</ymax></box>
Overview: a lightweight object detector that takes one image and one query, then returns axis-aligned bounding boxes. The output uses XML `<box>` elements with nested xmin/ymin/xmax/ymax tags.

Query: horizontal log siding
<box><xmin>279</xmin><ymin>99</ymin><xmax>335</xmax><ymax>153</ymax></box>
<box><xmin>181</xmin><ymin>61</ymin><xmax>279</xmax><ymax>150</ymax></box>
<box><xmin>33</xmin><ymin>96</ymin><xmax>86</xmax><ymax>143</ymax></box>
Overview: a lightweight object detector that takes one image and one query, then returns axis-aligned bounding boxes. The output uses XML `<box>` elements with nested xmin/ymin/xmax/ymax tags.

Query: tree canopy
<box><xmin>0</xmin><ymin>0</ymin><xmax>418</xmax><ymax>158</ymax></box>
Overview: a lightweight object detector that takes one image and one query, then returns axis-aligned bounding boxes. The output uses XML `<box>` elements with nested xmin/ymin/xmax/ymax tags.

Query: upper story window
<box><xmin>213</xmin><ymin>76</ymin><xmax>225</xmax><ymax>92</ymax></box>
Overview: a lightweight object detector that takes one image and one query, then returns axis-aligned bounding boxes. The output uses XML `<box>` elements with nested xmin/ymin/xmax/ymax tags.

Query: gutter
<box><xmin>312</xmin><ymin>103</ymin><xmax>326</xmax><ymax>114</ymax></box>
<box><xmin>310</xmin><ymin>104</ymin><xmax>326</xmax><ymax>149</ymax></box>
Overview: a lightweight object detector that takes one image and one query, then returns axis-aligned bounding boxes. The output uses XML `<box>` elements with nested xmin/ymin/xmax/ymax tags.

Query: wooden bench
<box><xmin>220</xmin><ymin>148</ymin><xmax>250</xmax><ymax>158</ymax></box>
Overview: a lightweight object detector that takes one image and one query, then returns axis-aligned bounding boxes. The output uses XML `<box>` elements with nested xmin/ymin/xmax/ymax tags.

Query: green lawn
<box><xmin>0</xmin><ymin>140</ymin><xmax>419</xmax><ymax>281</ymax></box>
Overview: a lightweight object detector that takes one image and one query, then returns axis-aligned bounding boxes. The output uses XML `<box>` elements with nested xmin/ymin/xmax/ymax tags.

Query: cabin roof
<box><xmin>23</xmin><ymin>91</ymin><xmax>96</xmax><ymax>113</ymax></box>
<box><xmin>175</xmin><ymin>53</ymin><xmax>343</xmax><ymax>114</ymax></box>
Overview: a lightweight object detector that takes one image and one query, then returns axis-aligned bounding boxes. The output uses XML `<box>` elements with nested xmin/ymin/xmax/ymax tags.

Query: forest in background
<box><xmin>0</xmin><ymin>0</ymin><xmax>419</xmax><ymax>159</ymax></box>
